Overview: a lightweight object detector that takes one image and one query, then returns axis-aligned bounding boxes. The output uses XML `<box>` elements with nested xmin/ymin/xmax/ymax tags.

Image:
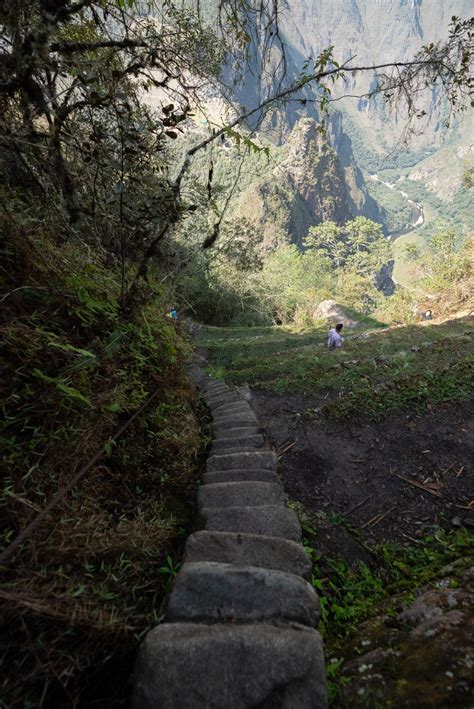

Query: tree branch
<box><xmin>50</xmin><ymin>38</ymin><xmax>149</xmax><ymax>54</ymax></box>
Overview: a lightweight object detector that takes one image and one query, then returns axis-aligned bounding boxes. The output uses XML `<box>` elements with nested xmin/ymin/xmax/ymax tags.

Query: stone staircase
<box><xmin>132</xmin><ymin>365</ymin><xmax>328</xmax><ymax>708</ymax></box>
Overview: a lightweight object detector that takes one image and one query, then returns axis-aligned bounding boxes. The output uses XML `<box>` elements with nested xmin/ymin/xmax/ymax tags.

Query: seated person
<box><xmin>328</xmin><ymin>323</ymin><xmax>344</xmax><ymax>350</ymax></box>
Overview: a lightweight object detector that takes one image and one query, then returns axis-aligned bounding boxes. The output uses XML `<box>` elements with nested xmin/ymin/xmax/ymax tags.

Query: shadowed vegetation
<box><xmin>0</xmin><ymin>228</ymin><xmax>207</xmax><ymax>706</ymax></box>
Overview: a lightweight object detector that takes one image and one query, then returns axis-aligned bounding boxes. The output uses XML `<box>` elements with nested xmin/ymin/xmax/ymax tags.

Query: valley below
<box><xmin>369</xmin><ymin>173</ymin><xmax>425</xmax><ymax>240</ymax></box>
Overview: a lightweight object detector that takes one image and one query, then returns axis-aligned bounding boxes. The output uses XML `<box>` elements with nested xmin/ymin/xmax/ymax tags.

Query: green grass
<box><xmin>198</xmin><ymin>317</ymin><xmax>474</xmax><ymax>419</ymax></box>
<box><xmin>307</xmin><ymin>525</ymin><xmax>474</xmax><ymax>704</ymax></box>
<box><xmin>390</xmin><ymin>200</ymin><xmax>443</xmax><ymax>289</ymax></box>
<box><xmin>311</xmin><ymin>527</ymin><xmax>473</xmax><ymax>645</ymax></box>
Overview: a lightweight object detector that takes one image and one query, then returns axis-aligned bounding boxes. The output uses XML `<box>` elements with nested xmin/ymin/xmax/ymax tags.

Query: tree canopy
<box><xmin>304</xmin><ymin>217</ymin><xmax>390</xmax><ymax>275</ymax></box>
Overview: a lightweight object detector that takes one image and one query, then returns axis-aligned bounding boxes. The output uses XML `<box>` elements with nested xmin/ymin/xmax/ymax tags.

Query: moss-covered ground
<box><xmin>307</xmin><ymin>526</ymin><xmax>474</xmax><ymax>707</ymax></box>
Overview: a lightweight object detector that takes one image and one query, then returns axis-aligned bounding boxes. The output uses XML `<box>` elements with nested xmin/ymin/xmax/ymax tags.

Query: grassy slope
<box><xmin>197</xmin><ymin>317</ymin><xmax>474</xmax><ymax>420</ymax></box>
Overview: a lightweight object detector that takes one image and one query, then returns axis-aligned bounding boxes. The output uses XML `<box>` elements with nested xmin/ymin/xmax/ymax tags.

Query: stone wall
<box><xmin>132</xmin><ymin>365</ymin><xmax>328</xmax><ymax>708</ymax></box>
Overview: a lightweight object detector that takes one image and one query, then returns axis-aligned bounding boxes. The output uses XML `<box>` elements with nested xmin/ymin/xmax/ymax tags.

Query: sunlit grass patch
<box><xmin>201</xmin><ymin>318</ymin><xmax>474</xmax><ymax>419</ymax></box>
<box><xmin>392</xmin><ymin>229</ymin><xmax>428</xmax><ymax>287</ymax></box>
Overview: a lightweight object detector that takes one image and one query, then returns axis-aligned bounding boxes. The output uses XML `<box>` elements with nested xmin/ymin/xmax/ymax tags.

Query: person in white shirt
<box><xmin>328</xmin><ymin>323</ymin><xmax>344</xmax><ymax>350</ymax></box>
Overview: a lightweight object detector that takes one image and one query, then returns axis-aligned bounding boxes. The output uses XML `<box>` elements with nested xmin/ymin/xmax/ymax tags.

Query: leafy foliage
<box><xmin>0</xmin><ymin>0</ymin><xmax>227</xmax><ymax>305</ymax></box>
<box><xmin>0</xmin><ymin>5</ymin><xmax>223</xmax><ymax>697</ymax></box>
<box><xmin>309</xmin><ymin>526</ymin><xmax>474</xmax><ymax>704</ymax></box>
<box><xmin>402</xmin><ymin>227</ymin><xmax>473</xmax><ymax>313</ymax></box>
<box><xmin>304</xmin><ymin>217</ymin><xmax>390</xmax><ymax>274</ymax></box>
<box><xmin>0</xmin><ymin>220</ymin><xmax>205</xmax><ymax>707</ymax></box>
<box><xmin>176</xmin><ymin>213</ymin><xmax>395</xmax><ymax>327</ymax></box>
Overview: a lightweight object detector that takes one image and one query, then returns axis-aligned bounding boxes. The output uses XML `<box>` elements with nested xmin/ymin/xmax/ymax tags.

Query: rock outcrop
<box><xmin>315</xmin><ymin>300</ymin><xmax>360</xmax><ymax>328</ymax></box>
<box><xmin>237</xmin><ymin>117</ymin><xmax>373</xmax><ymax>248</ymax></box>
<box><xmin>337</xmin><ymin>561</ymin><xmax>474</xmax><ymax>707</ymax></box>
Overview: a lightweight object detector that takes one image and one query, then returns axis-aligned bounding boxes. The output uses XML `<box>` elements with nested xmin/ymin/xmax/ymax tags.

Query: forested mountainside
<box><xmin>229</xmin><ymin>117</ymin><xmax>382</xmax><ymax>248</ymax></box>
<box><xmin>181</xmin><ymin>0</ymin><xmax>473</xmax><ymax>252</ymax></box>
<box><xmin>1</xmin><ymin>1</ymin><xmax>472</xmax><ymax>706</ymax></box>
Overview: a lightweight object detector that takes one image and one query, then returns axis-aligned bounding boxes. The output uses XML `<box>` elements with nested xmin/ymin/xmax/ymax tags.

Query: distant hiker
<box><xmin>167</xmin><ymin>308</ymin><xmax>178</xmax><ymax>320</ymax></box>
<box><xmin>328</xmin><ymin>323</ymin><xmax>344</xmax><ymax>350</ymax></box>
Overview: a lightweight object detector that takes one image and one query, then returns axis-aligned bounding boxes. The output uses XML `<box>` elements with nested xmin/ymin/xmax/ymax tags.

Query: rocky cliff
<box><xmin>224</xmin><ymin>0</ymin><xmax>472</xmax><ymax>244</ymax></box>
<box><xmin>234</xmin><ymin>117</ymin><xmax>384</xmax><ymax>248</ymax></box>
<box><xmin>178</xmin><ymin>0</ymin><xmax>471</xmax><ymax>249</ymax></box>
<box><xmin>278</xmin><ymin>0</ymin><xmax>473</xmax><ymax>153</ymax></box>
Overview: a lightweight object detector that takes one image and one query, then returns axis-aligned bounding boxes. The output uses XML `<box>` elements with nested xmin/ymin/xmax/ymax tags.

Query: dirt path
<box><xmin>251</xmin><ymin>392</ymin><xmax>474</xmax><ymax>557</ymax></box>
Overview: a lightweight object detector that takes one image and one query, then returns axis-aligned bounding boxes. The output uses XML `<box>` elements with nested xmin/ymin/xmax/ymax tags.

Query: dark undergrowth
<box><xmin>0</xmin><ymin>222</ymin><xmax>207</xmax><ymax>707</ymax></box>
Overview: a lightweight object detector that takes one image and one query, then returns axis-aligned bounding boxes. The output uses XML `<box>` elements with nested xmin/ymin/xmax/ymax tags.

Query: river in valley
<box><xmin>369</xmin><ymin>173</ymin><xmax>424</xmax><ymax>240</ymax></box>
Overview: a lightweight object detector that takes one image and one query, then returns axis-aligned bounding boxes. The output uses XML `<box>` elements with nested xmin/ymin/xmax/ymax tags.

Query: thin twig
<box><xmin>361</xmin><ymin>505</ymin><xmax>396</xmax><ymax>530</ymax></box>
<box><xmin>277</xmin><ymin>441</ymin><xmax>297</xmax><ymax>457</ymax></box>
<box><xmin>401</xmin><ymin>531</ymin><xmax>421</xmax><ymax>544</ymax></box>
<box><xmin>396</xmin><ymin>474</ymin><xmax>443</xmax><ymax>498</ymax></box>
<box><xmin>346</xmin><ymin>495</ymin><xmax>373</xmax><ymax>516</ymax></box>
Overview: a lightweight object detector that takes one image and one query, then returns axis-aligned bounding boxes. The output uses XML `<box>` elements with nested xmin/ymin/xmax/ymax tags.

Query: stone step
<box><xmin>203</xmin><ymin>387</ymin><xmax>230</xmax><ymax>402</ymax></box>
<box><xmin>165</xmin><ymin>562</ymin><xmax>320</xmax><ymax>627</ymax></box>
<box><xmin>215</xmin><ymin>391</ymin><xmax>250</xmax><ymax>406</ymax></box>
<box><xmin>185</xmin><ymin>530</ymin><xmax>312</xmax><ymax>579</ymax></box>
<box><xmin>207</xmin><ymin>450</ymin><xmax>277</xmax><ymax>473</ymax></box>
<box><xmin>213</xmin><ymin>402</ymin><xmax>254</xmax><ymax>419</ymax></box>
<box><xmin>199</xmin><ymin>505</ymin><xmax>301</xmax><ymax>542</ymax></box>
<box><xmin>209</xmin><ymin>445</ymin><xmax>264</xmax><ymax>457</ymax></box>
<box><xmin>133</xmin><ymin>622</ymin><xmax>328</xmax><ymax>709</ymax></box>
<box><xmin>133</xmin><ymin>371</ymin><xmax>329</xmax><ymax>709</ymax></box>
<box><xmin>198</xmin><ymin>481</ymin><xmax>284</xmax><ymax>509</ymax></box>
<box><xmin>207</xmin><ymin>392</ymin><xmax>243</xmax><ymax>410</ymax></box>
<box><xmin>213</xmin><ymin>416</ymin><xmax>259</xmax><ymax>433</ymax></box>
<box><xmin>203</xmin><ymin>387</ymin><xmax>228</xmax><ymax>404</ymax></box>
<box><xmin>203</xmin><ymin>469</ymin><xmax>279</xmax><ymax>484</ymax></box>
<box><xmin>202</xmin><ymin>379</ymin><xmax>226</xmax><ymax>394</ymax></box>
<box><xmin>211</xmin><ymin>433</ymin><xmax>265</xmax><ymax>452</ymax></box>
<box><xmin>203</xmin><ymin>380</ymin><xmax>228</xmax><ymax>393</ymax></box>
<box><xmin>214</xmin><ymin>426</ymin><xmax>262</xmax><ymax>440</ymax></box>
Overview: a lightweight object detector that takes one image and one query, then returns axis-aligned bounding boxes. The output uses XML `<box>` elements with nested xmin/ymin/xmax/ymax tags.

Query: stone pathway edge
<box><xmin>132</xmin><ymin>364</ymin><xmax>328</xmax><ymax>708</ymax></box>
